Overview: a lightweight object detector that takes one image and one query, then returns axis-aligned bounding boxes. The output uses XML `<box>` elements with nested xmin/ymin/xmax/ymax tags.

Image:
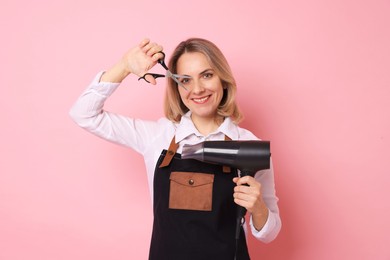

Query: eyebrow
<box><xmin>181</xmin><ymin>68</ymin><xmax>214</xmax><ymax>78</ymax></box>
<box><xmin>199</xmin><ymin>68</ymin><xmax>214</xmax><ymax>75</ymax></box>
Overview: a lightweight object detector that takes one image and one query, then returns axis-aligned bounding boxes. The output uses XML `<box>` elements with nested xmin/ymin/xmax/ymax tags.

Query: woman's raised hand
<box><xmin>101</xmin><ymin>38</ymin><xmax>164</xmax><ymax>84</ymax></box>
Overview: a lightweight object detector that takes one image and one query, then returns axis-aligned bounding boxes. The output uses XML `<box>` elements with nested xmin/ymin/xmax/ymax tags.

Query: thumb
<box><xmin>144</xmin><ymin>74</ymin><xmax>157</xmax><ymax>85</ymax></box>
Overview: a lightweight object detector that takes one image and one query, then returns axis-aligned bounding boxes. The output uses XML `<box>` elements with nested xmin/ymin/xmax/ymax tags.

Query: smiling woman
<box><xmin>69</xmin><ymin>38</ymin><xmax>281</xmax><ymax>260</ymax></box>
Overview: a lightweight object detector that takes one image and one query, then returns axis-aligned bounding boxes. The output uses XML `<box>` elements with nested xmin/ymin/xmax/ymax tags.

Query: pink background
<box><xmin>1</xmin><ymin>0</ymin><xmax>389</xmax><ymax>259</ymax></box>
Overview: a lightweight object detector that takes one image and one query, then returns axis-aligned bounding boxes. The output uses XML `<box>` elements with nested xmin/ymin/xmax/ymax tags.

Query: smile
<box><xmin>192</xmin><ymin>95</ymin><xmax>210</xmax><ymax>104</ymax></box>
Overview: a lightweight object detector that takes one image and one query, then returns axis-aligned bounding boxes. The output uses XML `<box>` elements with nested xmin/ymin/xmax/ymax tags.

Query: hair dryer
<box><xmin>181</xmin><ymin>140</ymin><xmax>271</xmax><ymax>240</ymax></box>
<box><xmin>181</xmin><ymin>140</ymin><xmax>271</xmax><ymax>176</ymax></box>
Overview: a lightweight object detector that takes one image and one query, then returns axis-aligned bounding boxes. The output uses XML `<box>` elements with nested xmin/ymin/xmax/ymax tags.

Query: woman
<box><xmin>70</xmin><ymin>38</ymin><xmax>281</xmax><ymax>259</ymax></box>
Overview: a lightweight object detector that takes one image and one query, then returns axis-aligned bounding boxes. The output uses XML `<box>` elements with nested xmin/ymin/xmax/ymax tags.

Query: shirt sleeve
<box><xmin>69</xmin><ymin>72</ymin><xmax>161</xmax><ymax>154</ymax></box>
<box><xmin>248</xmin><ymin>159</ymin><xmax>282</xmax><ymax>243</ymax></box>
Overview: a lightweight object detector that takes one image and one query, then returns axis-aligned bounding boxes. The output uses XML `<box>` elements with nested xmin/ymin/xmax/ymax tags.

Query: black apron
<box><xmin>148</xmin><ymin>137</ymin><xmax>250</xmax><ymax>260</ymax></box>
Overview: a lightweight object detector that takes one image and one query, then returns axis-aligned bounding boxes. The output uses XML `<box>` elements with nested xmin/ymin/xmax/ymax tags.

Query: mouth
<box><xmin>192</xmin><ymin>95</ymin><xmax>211</xmax><ymax>104</ymax></box>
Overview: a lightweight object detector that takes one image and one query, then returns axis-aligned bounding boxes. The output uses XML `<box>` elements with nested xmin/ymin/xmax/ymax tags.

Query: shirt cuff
<box><xmin>88</xmin><ymin>71</ymin><xmax>121</xmax><ymax>97</ymax></box>
<box><xmin>249</xmin><ymin>209</ymin><xmax>277</xmax><ymax>242</ymax></box>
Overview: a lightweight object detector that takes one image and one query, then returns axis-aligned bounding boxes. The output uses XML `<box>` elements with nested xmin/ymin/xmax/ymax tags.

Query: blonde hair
<box><xmin>163</xmin><ymin>38</ymin><xmax>243</xmax><ymax>124</ymax></box>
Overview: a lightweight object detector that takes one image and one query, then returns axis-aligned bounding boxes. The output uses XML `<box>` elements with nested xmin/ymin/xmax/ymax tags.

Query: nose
<box><xmin>191</xmin><ymin>79</ymin><xmax>205</xmax><ymax>94</ymax></box>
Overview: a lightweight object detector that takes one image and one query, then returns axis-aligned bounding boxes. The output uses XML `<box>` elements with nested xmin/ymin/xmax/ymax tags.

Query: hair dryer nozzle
<box><xmin>181</xmin><ymin>142</ymin><xmax>205</xmax><ymax>161</ymax></box>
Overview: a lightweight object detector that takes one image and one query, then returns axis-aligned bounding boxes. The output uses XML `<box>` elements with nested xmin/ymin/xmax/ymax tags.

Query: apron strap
<box><xmin>222</xmin><ymin>135</ymin><xmax>232</xmax><ymax>173</ymax></box>
<box><xmin>159</xmin><ymin>136</ymin><xmax>179</xmax><ymax>168</ymax></box>
<box><xmin>159</xmin><ymin>134</ymin><xmax>233</xmax><ymax>173</ymax></box>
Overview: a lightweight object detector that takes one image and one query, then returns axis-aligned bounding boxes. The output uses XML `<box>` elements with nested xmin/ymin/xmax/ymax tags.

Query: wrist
<box><xmin>252</xmin><ymin>201</ymin><xmax>269</xmax><ymax>231</ymax></box>
<box><xmin>100</xmin><ymin>60</ymin><xmax>131</xmax><ymax>83</ymax></box>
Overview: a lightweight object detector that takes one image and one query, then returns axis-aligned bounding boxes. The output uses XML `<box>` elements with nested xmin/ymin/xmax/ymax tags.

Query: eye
<box><xmin>180</xmin><ymin>77</ymin><xmax>191</xmax><ymax>84</ymax></box>
<box><xmin>203</xmin><ymin>72</ymin><xmax>213</xmax><ymax>79</ymax></box>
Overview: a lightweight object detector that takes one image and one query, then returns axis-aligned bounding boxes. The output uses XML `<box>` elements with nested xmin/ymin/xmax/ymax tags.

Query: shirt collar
<box><xmin>175</xmin><ymin>111</ymin><xmax>239</xmax><ymax>143</ymax></box>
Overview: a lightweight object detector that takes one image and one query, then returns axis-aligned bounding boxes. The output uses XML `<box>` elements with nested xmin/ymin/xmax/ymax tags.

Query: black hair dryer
<box><xmin>181</xmin><ymin>140</ymin><xmax>271</xmax><ymax>240</ymax></box>
<box><xmin>181</xmin><ymin>140</ymin><xmax>271</xmax><ymax>175</ymax></box>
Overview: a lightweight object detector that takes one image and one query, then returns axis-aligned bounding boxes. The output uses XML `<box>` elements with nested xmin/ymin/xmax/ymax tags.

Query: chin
<box><xmin>192</xmin><ymin>109</ymin><xmax>218</xmax><ymax>119</ymax></box>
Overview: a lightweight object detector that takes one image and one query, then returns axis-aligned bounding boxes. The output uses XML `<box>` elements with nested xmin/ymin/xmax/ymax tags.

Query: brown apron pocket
<box><xmin>169</xmin><ymin>171</ymin><xmax>214</xmax><ymax>211</ymax></box>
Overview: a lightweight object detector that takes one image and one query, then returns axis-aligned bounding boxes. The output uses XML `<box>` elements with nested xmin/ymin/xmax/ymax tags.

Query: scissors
<box><xmin>138</xmin><ymin>52</ymin><xmax>191</xmax><ymax>91</ymax></box>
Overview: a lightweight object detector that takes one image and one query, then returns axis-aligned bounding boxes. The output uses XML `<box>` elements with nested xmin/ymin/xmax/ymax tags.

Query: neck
<box><xmin>191</xmin><ymin>114</ymin><xmax>224</xmax><ymax>136</ymax></box>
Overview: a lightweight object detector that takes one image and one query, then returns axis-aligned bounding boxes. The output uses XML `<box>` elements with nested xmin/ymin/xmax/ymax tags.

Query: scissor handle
<box><xmin>157</xmin><ymin>52</ymin><xmax>169</xmax><ymax>70</ymax></box>
<box><xmin>138</xmin><ymin>73</ymin><xmax>165</xmax><ymax>83</ymax></box>
<box><xmin>138</xmin><ymin>51</ymin><xmax>168</xmax><ymax>83</ymax></box>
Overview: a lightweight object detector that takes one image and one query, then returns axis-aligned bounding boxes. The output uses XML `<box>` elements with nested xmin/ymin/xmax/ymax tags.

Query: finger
<box><xmin>152</xmin><ymin>52</ymin><xmax>163</xmax><ymax>61</ymax></box>
<box><xmin>234</xmin><ymin>189</ymin><xmax>259</xmax><ymax>203</ymax></box>
<box><xmin>233</xmin><ymin>197</ymin><xmax>246</xmax><ymax>208</ymax></box>
<box><xmin>139</xmin><ymin>38</ymin><xmax>150</xmax><ymax>48</ymax></box>
<box><xmin>144</xmin><ymin>74</ymin><xmax>157</xmax><ymax>85</ymax></box>
<box><xmin>233</xmin><ymin>193</ymin><xmax>255</xmax><ymax>209</ymax></box>
<box><xmin>143</xmin><ymin>42</ymin><xmax>163</xmax><ymax>56</ymax></box>
<box><xmin>142</xmin><ymin>42</ymin><xmax>157</xmax><ymax>54</ymax></box>
<box><xmin>236</xmin><ymin>176</ymin><xmax>259</xmax><ymax>187</ymax></box>
<box><xmin>146</xmin><ymin>44</ymin><xmax>163</xmax><ymax>57</ymax></box>
<box><xmin>234</xmin><ymin>184</ymin><xmax>252</xmax><ymax>194</ymax></box>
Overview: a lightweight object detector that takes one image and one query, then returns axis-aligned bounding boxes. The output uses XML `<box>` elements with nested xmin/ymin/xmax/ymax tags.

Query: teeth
<box><xmin>194</xmin><ymin>96</ymin><xmax>209</xmax><ymax>103</ymax></box>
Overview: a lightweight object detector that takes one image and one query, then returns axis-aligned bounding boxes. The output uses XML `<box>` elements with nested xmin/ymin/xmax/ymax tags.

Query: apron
<box><xmin>148</xmin><ymin>136</ymin><xmax>250</xmax><ymax>260</ymax></box>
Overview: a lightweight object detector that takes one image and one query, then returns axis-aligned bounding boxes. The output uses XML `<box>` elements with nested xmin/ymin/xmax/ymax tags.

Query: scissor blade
<box><xmin>166</xmin><ymin>71</ymin><xmax>188</xmax><ymax>91</ymax></box>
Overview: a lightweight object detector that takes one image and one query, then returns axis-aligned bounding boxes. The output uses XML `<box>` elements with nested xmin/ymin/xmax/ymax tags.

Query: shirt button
<box><xmin>188</xmin><ymin>179</ymin><xmax>194</xmax><ymax>185</ymax></box>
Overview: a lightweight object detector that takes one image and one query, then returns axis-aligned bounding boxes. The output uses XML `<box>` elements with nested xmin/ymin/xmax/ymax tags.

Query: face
<box><xmin>176</xmin><ymin>52</ymin><xmax>224</xmax><ymax>123</ymax></box>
